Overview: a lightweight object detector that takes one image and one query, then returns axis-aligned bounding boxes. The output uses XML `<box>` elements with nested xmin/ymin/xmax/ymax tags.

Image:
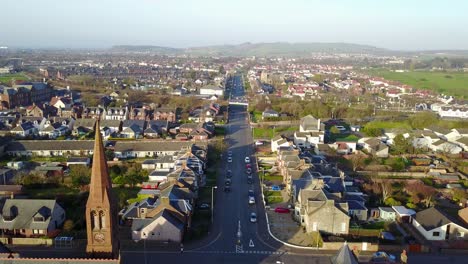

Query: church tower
<box><xmin>86</xmin><ymin>119</ymin><xmax>119</xmax><ymax>258</ymax></box>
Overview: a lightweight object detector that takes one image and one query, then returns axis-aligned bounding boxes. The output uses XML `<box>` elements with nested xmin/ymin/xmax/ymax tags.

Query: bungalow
<box><xmin>379</xmin><ymin>207</ymin><xmax>396</xmax><ymax>221</ymax></box>
<box><xmin>121</xmin><ymin>120</ymin><xmax>145</xmax><ymax>139</ymax></box>
<box><xmin>412</xmin><ymin>207</ymin><xmax>468</xmax><ymax>241</ymax></box>
<box><xmin>0</xmin><ymin>199</ymin><xmax>65</xmax><ymax>238</ymax></box>
<box><xmin>262</xmin><ymin>109</ymin><xmax>279</xmax><ymax>119</ymax></box>
<box><xmin>113</xmin><ymin>141</ymin><xmax>206</xmax><ymax>159</ymax></box>
<box><xmin>72</xmin><ymin>118</ymin><xmax>96</xmax><ymax>136</ymax></box>
<box><xmin>10</xmin><ymin>121</ymin><xmax>37</xmax><ymax>138</ymax></box>
<box><xmin>199</xmin><ymin>85</ymin><xmax>224</xmax><ymax>96</ymax></box>
<box><xmin>430</xmin><ymin>140</ymin><xmax>462</xmax><ymax>154</ymax></box>
<box><xmin>6</xmin><ymin>140</ymin><xmax>95</xmax><ymax>157</ymax></box>
<box><xmin>358</xmin><ymin>137</ymin><xmax>389</xmax><ymax>158</ymax></box>
<box><xmin>392</xmin><ymin>206</ymin><xmax>415</xmax><ymax>223</ymax></box>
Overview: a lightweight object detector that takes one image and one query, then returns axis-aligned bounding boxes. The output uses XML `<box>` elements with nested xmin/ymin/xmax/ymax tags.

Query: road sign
<box><xmin>249</xmin><ymin>239</ymin><xmax>255</xmax><ymax>248</ymax></box>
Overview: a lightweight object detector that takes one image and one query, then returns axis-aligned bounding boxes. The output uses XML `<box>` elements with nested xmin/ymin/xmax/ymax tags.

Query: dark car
<box><xmin>246</xmin><ymin>168</ymin><xmax>252</xmax><ymax>174</ymax></box>
<box><xmin>224</xmin><ymin>186</ymin><xmax>231</xmax><ymax>193</ymax></box>
<box><xmin>225</xmin><ymin>178</ymin><xmax>232</xmax><ymax>186</ymax></box>
<box><xmin>248</xmin><ymin>189</ymin><xmax>254</xmax><ymax>197</ymax></box>
<box><xmin>226</xmin><ymin>170</ymin><xmax>232</xmax><ymax>178</ymax></box>
<box><xmin>199</xmin><ymin>203</ymin><xmax>210</xmax><ymax>210</ymax></box>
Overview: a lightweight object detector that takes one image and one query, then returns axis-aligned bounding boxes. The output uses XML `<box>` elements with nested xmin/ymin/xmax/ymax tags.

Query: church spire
<box><xmin>88</xmin><ymin>119</ymin><xmax>111</xmax><ymax>202</ymax></box>
<box><xmin>86</xmin><ymin>118</ymin><xmax>119</xmax><ymax>258</ymax></box>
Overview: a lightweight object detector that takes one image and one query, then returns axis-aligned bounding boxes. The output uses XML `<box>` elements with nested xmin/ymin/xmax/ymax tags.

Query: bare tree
<box><xmin>350</xmin><ymin>153</ymin><xmax>366</xmax><ymax>172</ymax></box>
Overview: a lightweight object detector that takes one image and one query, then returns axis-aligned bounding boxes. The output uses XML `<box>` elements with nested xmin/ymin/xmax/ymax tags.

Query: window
<box><xmin>312</xmin><ymin>222</ymin><xmax>318</xmax><ymax>231</ymax></box>
<box><xmin>456</xmin><ymin>232</ymin><xmax>464</xmax><ymax>238</ymax></box>
<box><xmin>433</xmin><ymin>231</ymin><xmax>440</xmax><ymax>237</ymax></box>
<box><xmin>341</xmin><ymin>223</ymin><xmax>347</xmax><ymax>232</ymax></box>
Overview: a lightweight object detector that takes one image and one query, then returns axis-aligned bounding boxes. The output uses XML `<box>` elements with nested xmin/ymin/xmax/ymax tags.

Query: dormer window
<box><xmin>33</xmin><ymin>216</ymin><xmax>45</xmax><ymax>222</ymax></box>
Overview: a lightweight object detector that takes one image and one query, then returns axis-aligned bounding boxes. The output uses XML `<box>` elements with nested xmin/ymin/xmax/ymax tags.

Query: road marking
<box><xmin>249</xmin><ymin>239</ymin><xmax>255</xmax><ymax>248</ymax></box>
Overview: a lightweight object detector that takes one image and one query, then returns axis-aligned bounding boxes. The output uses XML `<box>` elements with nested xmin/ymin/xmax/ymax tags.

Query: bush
<box><xmin>62</xmin><ymin>219</ymin><xmax>74</xmax><ymax>232</ymax></box>
<box><xmin>384</xmin><ymin>197</ymin><xmax>402</xmax><ymax>206</ymax></box>
<box><xmin>406</xmin><ymin>203</ymin><xmax>417</xmax><ymax>209</ymax></box>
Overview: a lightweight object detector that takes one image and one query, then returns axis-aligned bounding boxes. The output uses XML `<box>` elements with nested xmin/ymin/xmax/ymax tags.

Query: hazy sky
<box><xmin>1</xmin><ymin>0</ymin><xmax>467</xmax><ymax>50</ymax></box>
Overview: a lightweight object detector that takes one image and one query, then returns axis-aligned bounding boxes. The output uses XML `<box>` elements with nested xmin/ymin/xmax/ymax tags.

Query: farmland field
<box><xmin>367</xmin><ymin>69</ymin><xmax>468</xmax><ymax>99</ymax></box>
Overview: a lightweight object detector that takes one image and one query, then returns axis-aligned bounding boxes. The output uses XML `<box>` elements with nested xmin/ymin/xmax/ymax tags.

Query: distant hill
<box><xmin>110</xmin><ymin>42</ymin><xmax>391</xmax><ymax>57</ymax></box>
<box><xmin>110</xmin><ymin>45</ymin><xmax>180</xmax><ymax>54</ymax></box>
<box><xmin>185</xmin><ymin>42</ymin><xmax>391</xmax><ymax>56</ymax></box>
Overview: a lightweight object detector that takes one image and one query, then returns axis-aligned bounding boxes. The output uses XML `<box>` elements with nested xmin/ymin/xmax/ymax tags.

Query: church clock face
<box><xmin>94</xmin><ymin>232</ymin><xmax>105</xmax><ymax>243</ymax></box>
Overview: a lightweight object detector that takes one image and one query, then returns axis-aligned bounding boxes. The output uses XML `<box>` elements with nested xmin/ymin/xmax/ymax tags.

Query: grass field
<box><xmin>367</xmin><ymin>69</ymin><xmax>468</xmax><ymax>99</ymax></box>
<box><xmin>0</xmin><ymin>72</ymin><xmax>29</xmax><ymax>84</ymax></box>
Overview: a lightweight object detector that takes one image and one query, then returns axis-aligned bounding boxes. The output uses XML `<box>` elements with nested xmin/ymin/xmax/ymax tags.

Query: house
<box><xmin>113</xmin><ymin>141</ymin><xmax>206</xmax><ymax>160</ymax></box>
<box><xmin>347</xmin><ymin>200</ymin><xmax>368</xmax><ymax>222</ymax></box>
<box><xmin>430</xmin><ymin>140</ymin><xmax>462</xmax><ymax>154</ymax></box>
<box><xmin>72</xmin><ymin>118</ymin><xmax>96</xmax><ymax>136</ymax></box>
<box><xmin>6</xmin><ymin>140</ymin><xmax>95</xmax><ymax>157</ymax></box>
<box><xmin>66</xmin><ymin>157</ymin><xmax>90</xmax><ymax>167</ymax></box>
<box><xmin>262</xmin><ymin>109</ymin><xmax>279</xmax><ymax>119</ymax></box>
<box><xmin>379</xmin><ymin>207</ymin><xmax>396</xmax><ymax>221</ymax></box>
<box><xmin>130</xmin><ymin>199</ymin><xmax>188</xmax><ymax>243</ymax></box>
<box><xmin>121</xmin><ymin>120</ymin><xmax>145</xmax><ymax>139</ymax></box>
<box><xmin>455</xmin><ymin>137</ymin><xmax>468</xmax><ymax>151</ymax></box>
<box><xmin>392</xmin><ymin>206</ymin><xmax>416</xmax><ymax>223</ymax></box>
<box><xmin>0</xmin><ymin>199</ymin><xmax>65</xmax><ymax>237</ymax></box>
<box><xmin>10</xmin><ymin>121</ymin><xmax>37</xmax><ymax>137</ymax></box>
<box><xmin>299</xmin><ymin>115</ymin><xmax>321</xmax><ymax>132</ymax></box>
<box><xmin>103</xmin><ymin>107</ymin><xmax>128</xmax><ymax>121</ymax></box>
<box><xmin>153</xmin><ymin>107</ymin><xmax>176</xmax><ymax>122</ymax></box>
<box><xmin>144</xmin><ymin>120</ymin><xmax>168</xmax><ymax>138</ymax></box>
<box><xmin>412</xmin><ymin>207</ymin><xmax>468</xmax><ymax>241</ymax></box>
<box><xmin>271</xmin><ymin>136</ymin><xmax>291</xmax><ymax>152</ymax></box>
<box><xmin>100</xmin><ymin>119</ymin><xmax>122</xmax><ymax>135</ymax></box>
<box><xmin>358</xmin><ymin>137</ymin><xmax>389</xmax><ymax>158</ymax></box>
<box><xmin>459</xmin><ymin>208</ymin><xmax>468</xmax><ymax>225</ymax></box>
<box><xmin>296</xmin><ymin>188</ymin><xmax>350</xmax><ymax>235</ymax></box>
<box><xmin>199</xmin><ymin>85</ymin><xmax>224</xmax><ymax>96</ymax></box>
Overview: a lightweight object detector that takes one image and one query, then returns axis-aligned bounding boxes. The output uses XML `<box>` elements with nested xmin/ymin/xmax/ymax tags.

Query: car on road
<box><xmin>249</xmin><ymin>196</ymin><xmax>255</xmax><ymax>205</ymax></box>
<box><xmin>247</xmin><ymin>175</ymin><xmax>253</xmax><ymax>184</ymax></box>
<box><xmin>227</xmin><ymin>157</ymin><xmax>232</xmax><ymax>163</ymax></box>
<box><xmin>246</xmin><ymin>163</ymin><xmax>251</xmax><ymax>169</ymax></box>
<box><xmin>228</xmin><ymin>151</ymin><xmax>233</xmax><ymax>157</ymax></box>
<box><xmin>250</xmin><ymin>212</ymin><xmax>257</xmax><ymax>223</ymax></box>
<box><xmin>245</xmin><ymin>157</ymin><xmax>250</xmax><ymax>163</ymax></box>
<box><xmin>246</xmin><ymin>168</ymin><xmax>252</xmax><ymax>174</ymax></box>
<box><xmin>274</xmin><ymin>207</ymin><xmax>290</xmax><ymax>213</ymax></box>
<box><xmin>226</xmin><ymin>170</ymin><xmax>232</xmax><ymax>178</ymax></box>
<box><xmin>199</xmin><ymin>203</ymin><xmax>210</xmax><ymax>210</ymax></box>
<box><xmin>225</xmin><ymin>178</ymin><xmax>232</xmax><ymax>186</ymax></box>
<box><xmin>248</xmin><ymin>189</ymin><xmax>254</xmax><ymax>197</ymax></box>
<box><xmin>271</xmin><ymin>185</ymin><xmax>281</xmax><ymax>191</ymax></box>
<box><xmin>224</xmin><ymin>186</ymin><xmax>231</xmax><ymax>193</ymax></box>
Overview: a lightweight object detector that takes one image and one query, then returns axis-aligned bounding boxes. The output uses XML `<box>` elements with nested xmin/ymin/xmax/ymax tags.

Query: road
<box><xmin>121</xmin><ymin>75</ymin><xmax>332</xmax><ymax>263</ymax></box>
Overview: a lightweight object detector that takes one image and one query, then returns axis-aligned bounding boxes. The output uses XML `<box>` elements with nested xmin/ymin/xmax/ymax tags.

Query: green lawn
<box><xmin>262</xmin><ymin>173</ymin><xmax>283</xmax><ymax>182</ymax></box>
<box><xmin>0</xmin><ymin>72</ymin><xmax>29</xmax><ymax>84</ymax></box>
<box><xmin>253</xmin><ymin>127</ymin><xmax>273</xmax><ymax>139</ymax></box>
<box><xmin>332</xmin><ymin>134</ymin><xmax>360</xmax><ymax>142</ymax></box>
<box><xmin>367</xmin><ymin>69</ymin><xmax>468</xmax><ymax>99</ymax></box>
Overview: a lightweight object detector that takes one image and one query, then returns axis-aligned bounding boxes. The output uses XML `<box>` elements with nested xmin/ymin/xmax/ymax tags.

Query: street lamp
<box><xmin>211</xmin><ymin>186</ymin><xmax>218</xmax><ymax>223</ymax></box>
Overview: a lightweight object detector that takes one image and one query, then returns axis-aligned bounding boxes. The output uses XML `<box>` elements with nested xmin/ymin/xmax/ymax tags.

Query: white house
<box><xmin>379</xmin><ymin>207</ymin><xmax>396</xmax><ymax>221</ymax></box>
<box><xmin>412</xmin><ymin>207</ymin><xmax>468</xmax><ymax>241</ymax></box>
<box><xmin>271</xmin><ymin>136</ymin><xmax>290</xmax><ymax>152</ymax></box>
<box><xmin>199</xmin><ymin>85</ymin><xmax>224</xmax><ymax>96</ymax></box>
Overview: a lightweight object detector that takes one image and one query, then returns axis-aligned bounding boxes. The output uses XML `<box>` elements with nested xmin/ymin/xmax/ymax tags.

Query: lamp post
<box><xmin>211</xmin><ymin>186</ymin><xmax>218</xmax><ymax>223</ymax></box>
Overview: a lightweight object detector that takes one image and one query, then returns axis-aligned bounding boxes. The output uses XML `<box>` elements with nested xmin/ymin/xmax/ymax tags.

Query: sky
<box><xmin>1</xmin><ymin>0</ymin><xmax>467</xmax><ymax>50</ymax></box>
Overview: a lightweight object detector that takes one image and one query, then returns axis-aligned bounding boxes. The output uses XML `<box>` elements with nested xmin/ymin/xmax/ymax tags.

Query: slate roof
<box><xmin>347</xmin><ymin>200</ymin><xmax>367</xmax><ymax>211</ymax></box>
<box><xmin>7</xmin><ymin>140</ymin><xmax>95</xmax><ymax>152</ymax></box>
<box><xmin>322</xmin><ymin>177</ymin><xmax>345</xmax><ymax>193</ymax></box>
<box><xmin>413</xmin><ymin>207</ymin><xmax>457</xmax><ymax>231</ymax></box>
<box><xmin>331</xmin><ymin>242</ymin><xmax>358</xmax><ymax>264</ymax></box>
<box><xmin>0</xmin><ymin>199</ymin><xmax>61</xmax><ymax>230</ymax></box>
<box><xmin>131</xmin><ymin>208</ymin><xmax>184</xmax><ymax>232</ymax></box>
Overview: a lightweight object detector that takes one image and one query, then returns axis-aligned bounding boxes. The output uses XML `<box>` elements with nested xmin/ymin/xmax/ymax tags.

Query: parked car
<box><xmin>199</xmin><ymin>203</ymin><xmax>210</xmax><ymax>209</ymax></box>
<box><xmin>250</xmin><ymin>212</ymin><xmax>257</xmax><ymax>223</ymax></box>
<box><xmin>225</xmin><ymin>178</ymin><xmax>232</xmax><ymax>186</ymax></box>
<box><xmin>246</xmin><ymin>163</ymin><xmax>252</xmax><ymax>169</ymax></box>
<box><xmin>249</xmin><ymin>196</ymin><xmax>255</xmax><ymax>205</ymax></box>
<box><xmin>246</xmin><ymin>168</ymin><xmax>252</xmax><ymax>174</ymax></box>
<box><xmin>228</xmin><ymin>151</ymin><xmax>233</xmax><ymax>157</ymax></box>
<box><xmin>227</xmin><ymin>157</ymin><xmax>232</xmax><ymax>163</ymax></box>
<box><xmin>224</xmin><ymin>186</ymin><xmax>231</xmax><ymax>193</ymax></box>
<box><xmin>271</xmin><ymin>185</ymin><xmax>281</xmax><ymax>191</ymax></box>
<box><xmin>226</xmin><ymin>170</ymin><xmax>232</xmax><ymax>178</ymax></box>
<box><xmin>248</xmin><ymin>189</ymin><xmax>254</xmax><ymax>197</ymax></box>
<box><xmin>245</xmin><ymin>157</ymin><xmax>250</xmax><ymax>163</ymax></box>
<box><xmin>274</xmin><ymin>207</ymin><xmax>290</xmax><ymax>213</ymax></box>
